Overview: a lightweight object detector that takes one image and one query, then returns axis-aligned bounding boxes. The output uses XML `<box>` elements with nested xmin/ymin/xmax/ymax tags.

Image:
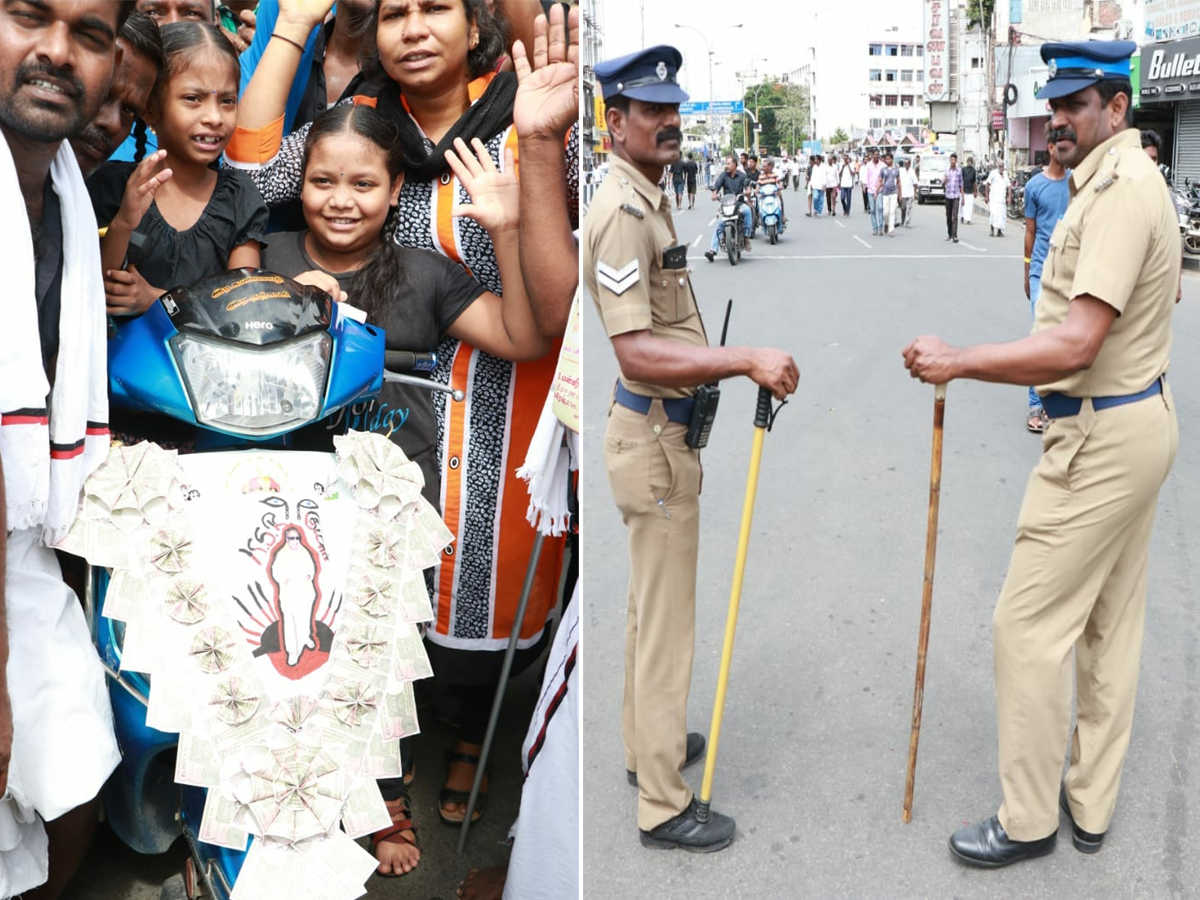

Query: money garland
<box><xmin>59</xmin><ymin>433</ymin><xmax>452</xmax><ymax>900</ymax></box>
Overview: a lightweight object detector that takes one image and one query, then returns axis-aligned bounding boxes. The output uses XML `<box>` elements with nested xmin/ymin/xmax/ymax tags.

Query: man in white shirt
<box><xmin>898</xmin><ymin>159</ymin><xmax>918</xmax><ymax>227</ymax></box>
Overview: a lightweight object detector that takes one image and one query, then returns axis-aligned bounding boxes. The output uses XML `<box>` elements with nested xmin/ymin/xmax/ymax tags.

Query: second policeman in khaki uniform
<box><xmin>583</xmin><ymin>46</ymin><xmax>798</xmax><ymax>852</ymax></box>
<box><xmin>904</xmin><ymin>40</ymin><xmax>1179</xmax><ymax>869</ymax></box>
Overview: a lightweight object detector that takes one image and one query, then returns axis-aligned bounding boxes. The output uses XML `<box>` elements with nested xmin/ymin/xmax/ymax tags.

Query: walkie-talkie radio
<box><xmin>686</xmin><ymin>299</ymin><xmax>733</xmax><ymax>449</ymax></box>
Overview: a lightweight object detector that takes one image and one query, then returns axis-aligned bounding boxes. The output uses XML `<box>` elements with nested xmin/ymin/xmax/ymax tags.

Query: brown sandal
<box><xmin>370</xmin><ymin>789</ymin><xmax>420</xmax><ymax>878</ymax></box>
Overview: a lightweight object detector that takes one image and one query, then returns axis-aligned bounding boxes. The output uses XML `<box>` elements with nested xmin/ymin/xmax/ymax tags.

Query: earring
<box><xmin>470</xmin><ymin>36</ymin><xmax>478</xmax><ymax>49</ymax></box>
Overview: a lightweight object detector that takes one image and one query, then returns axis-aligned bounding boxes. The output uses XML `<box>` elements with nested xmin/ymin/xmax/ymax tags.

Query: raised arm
<box><xmin>512</xmin><ymin>5</ymin><xmax>579</xmax><ymax>338</ymax></box>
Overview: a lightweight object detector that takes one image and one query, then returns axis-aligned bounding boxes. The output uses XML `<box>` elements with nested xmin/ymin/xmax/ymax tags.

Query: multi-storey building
<box><xmin>866</xmin><ymin>27</ymin><xmax>930</xmax><ymax>136</ymax></box>
<box><xmin>581</xmin><ymin>0</ymin><xmax>607</xmax><ymax>174</ymax></box>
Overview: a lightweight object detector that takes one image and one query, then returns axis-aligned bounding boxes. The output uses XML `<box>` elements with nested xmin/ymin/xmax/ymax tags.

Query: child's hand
<box><xmin>294</xmin><ymin>269</ymin><xmax>348</xmax><ymax>304</ymax></box>
<box><xmin>445</xmin><ymin>138</ymin><xmax>518</xmax><ymax>235</ymax></box>
<box><xmin>105</xmin><ymin>265</ymin><xmax>163</xmax><ymax>316</ymax></box>
<box><xmin>115</xmin><ymin>150</ymin><xmax>172</xmax><ymax>233</ymax></box>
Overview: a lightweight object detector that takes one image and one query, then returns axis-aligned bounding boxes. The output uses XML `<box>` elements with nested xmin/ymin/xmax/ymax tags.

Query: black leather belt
<box><xmin>613</xmin><ymin>381</ymin><xmax>694</xmax><ymax>425</ymax></box>
<box><xmin>1041</xmin><ymin>377</ymin><xmax>1163</xmax><ymax>419</ymax></box>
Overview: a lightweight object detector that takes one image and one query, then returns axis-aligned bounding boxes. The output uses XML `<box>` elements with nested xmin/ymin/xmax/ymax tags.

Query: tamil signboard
<box><xmin>1141</xmin><ymin>36</ymin><xmax>1200</xmax><ymax>102</ymax></box>
<box><xmin>924</xmin><ymin>0</ymin><xmax>950</xmax><ymax>102</ymax></box>
<box><xmin>679</xmin><ymin>100</ymin><xmax>746</xmax><ymax>115</ymax></box>
<box><xmin>1145</xmin><ymin>0</ymin><xmax>1200</xmax><ymax>42</ymax></box>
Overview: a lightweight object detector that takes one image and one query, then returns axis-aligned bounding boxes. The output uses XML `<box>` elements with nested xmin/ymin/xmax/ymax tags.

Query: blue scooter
<box><xmin>86</xmin><ymin>269</ymin><xmax>456</xmax><ymax>900</ymax></box>
<box><xmin>758</xmin><ymin>182</ymin><xmax>785</xmax><ymax>245</ymax></box>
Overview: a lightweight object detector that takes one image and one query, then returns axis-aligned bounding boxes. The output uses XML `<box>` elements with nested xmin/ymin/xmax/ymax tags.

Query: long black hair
<box><xmin>122</xmin><ymin>12</ymin><xmax>166</xmax><ymax>164</ymax></box>
<box><xmin>302</xmin><ymin>105</ymin><xmax>404</xmax><ymax>323</ymax></box>
<box><xmin>359</xmin><ymin>0</ymin><xmax>510</xmax><ymax>87</ymax></box>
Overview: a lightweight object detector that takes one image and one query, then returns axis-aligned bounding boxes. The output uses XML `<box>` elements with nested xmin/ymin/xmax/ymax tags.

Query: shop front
<box><xmin>1140</xmin><ymin>35</ymin><xmax>1200</xmax><ymax>184</ymax></box>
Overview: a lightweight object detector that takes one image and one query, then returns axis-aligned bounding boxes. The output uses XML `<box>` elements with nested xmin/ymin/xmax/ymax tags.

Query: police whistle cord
<box><xmin>695</xmin><ymin>383</ymin><xmax>787</xmax><ymax>824</ymax></box>
<box><xmin>902</xmin><ymin>382</ymin><xmax>947</xmax><ymax>823</ymax></box>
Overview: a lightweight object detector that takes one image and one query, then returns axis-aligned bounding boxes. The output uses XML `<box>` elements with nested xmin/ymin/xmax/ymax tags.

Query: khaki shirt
<box><xmin>1036</xmin><ymin>129</ymin><xmax>1179</xmax><ymax>397</ymax></box>
<box><xmin>583</xmin><ymin>155</ymin><xmax>708</xmax><ymax>399</ymax></box>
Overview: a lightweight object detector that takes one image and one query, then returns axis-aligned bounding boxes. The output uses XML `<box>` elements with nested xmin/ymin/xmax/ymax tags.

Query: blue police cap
<box><xmin>1036</xmin><ymin>40</ymin><xmax>1136</xmax><ymax>100</ymax></box>
<box><xmin>595</xmin><ymin>45</ymin><xmax>689</xmax><ymax>104</ymax></box>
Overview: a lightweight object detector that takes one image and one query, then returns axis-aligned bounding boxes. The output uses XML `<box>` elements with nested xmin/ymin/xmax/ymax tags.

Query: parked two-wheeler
<box><xmin>88</xmin><ymin>269</ymin><xmax>460</xmax><ymax>900</ymax></box>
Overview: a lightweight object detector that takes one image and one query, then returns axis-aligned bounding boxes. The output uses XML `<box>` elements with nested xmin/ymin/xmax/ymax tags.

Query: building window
<box><xmin>902</xmin><ymin>119</ymin><xmax>914</xmax><ymax>126</ymax></box>
<box><xmin>885</xmin><ymin>95</ymin><xmax>898</xmax><ymax>106</ymax></box>
<box><xmin>886</xmin><ymin>70</ymin><xmax>897</xmax><ymax>82</ymax></box>
<box><xmin>869</xmin><ymin>43</ymin><xmax>882</xmax><ymax>56</ymax></box>
<box><xmin>916</xmin><ymin>70</ymin><xmax>924</xmax><ymax>81</ymax></box>
<box><xmin>971</xmin><ymin>56</ymin><xmax>981</xmax><ymax>69</ymax></box>
<box><xmin>885</xmin><ymin>118</ymin><xmax>898</xmax><ymax>126</ymax></box>
<box><xmin>870</xmin><ymin>118</ymin><xmax>882</xmax><ymax>128</ymax></box>
<box><xmin>901</xmin><ymin>44</ymin><xmax>915</xmax><ymax>57</ymax></box>
<box><xmin>869</xmin><ymin>69</ymin><xmax>882</xmax><ymax>81</ymax></box>
<box><xmin>901</xmin><ymin>94</ymin><xmax>914</xmax><ymax>107</ymax></box>
<box><xmin>901</xmin><ymin>69</ymin><xmax>913</xmax><ymax>82</ymax></box>
<box><xmin>916</xmin><ymin>45</ymin><xmax>923</xmax><ymax>57</ymax></box>
<box><xmin>870</xmin><ymin>94</ymin><xmax>883</xmax><ymax>108</ymax></box>
<box><xmin>886</xmin><ymin>44</ymin><xmax>899</xmax><ymax>56</ymax></box>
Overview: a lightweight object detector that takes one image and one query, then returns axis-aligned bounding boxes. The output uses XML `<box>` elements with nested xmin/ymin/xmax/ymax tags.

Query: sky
<box><xmin>595</xmin><ymin>0</ymin><xmax>927</xmax><ymax>137</ymax></box>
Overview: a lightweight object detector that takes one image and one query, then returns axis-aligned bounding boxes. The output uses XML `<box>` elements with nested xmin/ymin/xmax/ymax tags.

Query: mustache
<box><xmin>76</xmin><ymin>125</ymin><xmax>115</xmax><ymax>156</ymax></box>
<box><xmin>656</xmin><ymin>127</ymin><xmax>683</xmax><ymax>145</ymax></box>
<box><xmin>17</xmin><ymin>60</ymin><xmax>83</xmax><ymax>98</ymax></box>
<box><xmin>1048</xmin><ymin>127</ymin><xmax>1076</xmax><ymax>144</ymax></box>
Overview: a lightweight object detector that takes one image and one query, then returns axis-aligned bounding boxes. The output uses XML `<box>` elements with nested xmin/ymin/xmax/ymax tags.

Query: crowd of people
<box><xmin>1</xmin><ymin>1</ymin><xmax>579</xmax><ymax>898</ymax></box>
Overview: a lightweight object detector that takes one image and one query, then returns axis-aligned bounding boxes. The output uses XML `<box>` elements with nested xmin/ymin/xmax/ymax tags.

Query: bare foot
<box><xmin>372</xmin><ymin>795</ymin><xmax>420</xmax><ymax>876</ymax></box>
<box><xmin>457</xmin><ymin>866</ymin><xmax>507</xmax><ymax>900</ymax></box>
<box><xmin>441</xmin><ymin>740</ymin><xmax>488</xmax><ymax>822</ymax></box>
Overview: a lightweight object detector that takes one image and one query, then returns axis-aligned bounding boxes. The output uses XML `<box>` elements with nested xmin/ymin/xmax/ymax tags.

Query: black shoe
<box><xmin>627</xmin><ymin>733</ymin><xmax>706</xmax><ymax>786</ymax></box>
<box><xmin>704</xmin><ymin>250</ymin><xmax>715</xmax><ymax>263</ymax></box>
<box><xmin>949</xmin><ymin>816</ymin><xmax>1056</xmax><ymax>868</ymax></box>
<box><xmin>1060</xmin><ymin>787</ymin><xmax>1106</xmax><ymax>853</ymax></box>
<box><xmin>639</xmin><ymin>798</ymin><xmax>735</xmax><ymax>853</ymax></box>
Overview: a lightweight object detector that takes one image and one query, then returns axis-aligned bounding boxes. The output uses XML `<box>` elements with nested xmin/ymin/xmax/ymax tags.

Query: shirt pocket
<box><xmin>1044</xmin><ymin>218</ymin><xmax>1076</xmax><ymax>289</ymax></box>
<box><xmin>655</xmin><ymin>248</ymin><xmax>693</xmax><ymax>324</ymax></box>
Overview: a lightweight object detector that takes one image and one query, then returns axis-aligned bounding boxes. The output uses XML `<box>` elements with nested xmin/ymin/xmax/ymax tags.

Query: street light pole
<box><xmin>675</xmin><ymin>23</ymin><xmax>743</xmax><ymax>160</ymax></box>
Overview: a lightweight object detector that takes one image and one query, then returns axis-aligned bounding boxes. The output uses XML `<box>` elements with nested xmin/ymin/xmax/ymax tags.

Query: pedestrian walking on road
<box><xmin>864</xmin><ymin>149</ymin><xmax>884</xmax><ymax>233</ymax></box>
<box><xmin>1022</xmin><ymin>128</ymin><xmax>1071</xmax><ymax>433</ymax></box>
<box><xmin>839</xmin><ymin>154</ymin><xmax>855</xmax><ymax>215</ymax></box>
<box><xmin>879</xmin><ymin>152</ymin><xmax>900</xmax><ymax>236</ymax></box>
<box><xmin>904</xmin><ymin>38</ymin><xmax>1181</xmax><ymax>871</ymax></box>
<box><xmin>585</xmin><ymin>44</ymin><xmax>800</xmax><ymax>854</ymax></box>
<box><xmin>684</xmin><ymin>152</ymin><xmax>699</xmax><ymax>209</ymax></box>
<box><xmin>824</xmin><ymin>156</ymin><xmax>838</xmax><ymax>216</ymax></box>
<box><xmin>961</xmin><ymin>156</ymin><xmax>977</xmax><ymax>224</ymax></box>
<box><xmin>986</xmin><ymin>160</ymin><xmax>1010</xmax><ymax>236</ymax></box>
<box><xmin>898</xmin><ymin>159</ymin><xmax>917</xmax><ymax>227</ymax></box>
<box><xmin>943</xmin><ymin>153</ymin><xmax>963</xmax><ymax>241</ymax></box>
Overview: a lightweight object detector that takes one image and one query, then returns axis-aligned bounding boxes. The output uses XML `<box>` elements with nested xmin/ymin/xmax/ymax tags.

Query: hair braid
<box><xmin>350</xmin><ymin>203</ymin><xmax>404</xmax><ymax>323</ymax></box>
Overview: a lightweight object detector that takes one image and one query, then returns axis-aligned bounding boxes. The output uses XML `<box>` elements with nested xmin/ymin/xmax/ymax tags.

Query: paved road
<box><xmin>582</xmin><ymin>194</ymin><xmax>1200</xmax><ymax>898</ymax></box>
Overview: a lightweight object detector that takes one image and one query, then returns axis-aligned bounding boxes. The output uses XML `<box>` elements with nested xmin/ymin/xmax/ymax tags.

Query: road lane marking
<box><xmin>853</xmin><ymin>235</ymin><xmax>872</xmax><ymax>249</ymax></box>
<box><xmin>708</xmin><ymin>218</ymin><xmax>716</xmax><ymax>226</ymax></box>
<box><xmin>957</xmin><ymin>240</ymin><xmax>987</xmax><ymax>252</ymax></box>
<box><xmin>692</xmin><ymin>234</ymin><xmax>702</xmax><ymax>247</ymax></box>
<box><xmin>688</xmin><ymin>253</ymin><xmax>1023</xmax><ymax>260</ymax></box>
<box><xmin>834</xmin><ymin>219</ymin><xmax>845</xmax><ymax>229</ymax></box>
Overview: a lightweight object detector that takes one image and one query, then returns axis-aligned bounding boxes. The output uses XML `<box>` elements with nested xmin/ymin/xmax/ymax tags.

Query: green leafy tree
<box><xmin>966</xmin><ymin>0</ymin><xmax>995</xmax><ymax>29</ymax></box>
<box><xmin>830</xmin><ymin>127</ymin><xmax>850</xmax><ymax>146</ymax></box>
<box><xmin>741</xmin><ymin>79</ymin><xmax>810</xmax><ymax>155</ymax></box>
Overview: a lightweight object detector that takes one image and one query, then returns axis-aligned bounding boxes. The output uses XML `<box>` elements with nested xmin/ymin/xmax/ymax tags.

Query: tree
<box><xmin>742</xmin><ymin>79</ymin><xmax>810</xmax><ymax>155</ymax></box>
<box><xmin>966</xmin><ymin>0</ymin><xmax>995</xmax><ymax>29</ymax></box>
<box><xmin>830</xmin><ymin>127</ymin><xmax>850</xmax><ymax>146</ymax></box>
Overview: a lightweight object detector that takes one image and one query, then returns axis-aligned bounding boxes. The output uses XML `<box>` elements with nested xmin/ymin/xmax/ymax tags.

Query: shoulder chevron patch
<box><xmin>596</xmin><ymin>259</ymin><xmax>640</xmax><ymax>296</ymax></box>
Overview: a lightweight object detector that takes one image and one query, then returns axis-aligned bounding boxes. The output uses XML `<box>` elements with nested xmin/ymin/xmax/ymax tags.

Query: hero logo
<box><xmin>245</xmin><ymin>321</ymin><xmax>275</xmax><ymax>330</ymax></box>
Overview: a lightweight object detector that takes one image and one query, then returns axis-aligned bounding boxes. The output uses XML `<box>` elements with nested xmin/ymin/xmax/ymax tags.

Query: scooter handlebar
<box><xmin>384</xmin><ymin>350</ymin><xmax>437</xmax><ymax>373</ymax></box>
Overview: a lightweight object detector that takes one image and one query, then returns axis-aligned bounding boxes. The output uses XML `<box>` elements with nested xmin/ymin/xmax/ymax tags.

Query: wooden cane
<box><xmin>902</xmin><ymin>382</ymin><xmax>947</xmax><ymax>824</ymax></box>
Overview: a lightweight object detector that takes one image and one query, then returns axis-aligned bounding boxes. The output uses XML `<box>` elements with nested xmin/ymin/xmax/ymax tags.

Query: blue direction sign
<box><xmin>679</xmin><ymin>100</ymin><xmax>745</xmax><ymax>115</ymax></box>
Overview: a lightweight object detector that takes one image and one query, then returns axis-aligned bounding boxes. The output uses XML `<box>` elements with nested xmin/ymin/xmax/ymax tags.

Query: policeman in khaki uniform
<box><xmin>905</xmin><ymin>40</ymin><xmax>1180</xmax><ymax>867</ymax></box>
<box><xmin>583</xmin><ymin>46</ymin><xmax>798</xmax><ymax>852</ymax></box>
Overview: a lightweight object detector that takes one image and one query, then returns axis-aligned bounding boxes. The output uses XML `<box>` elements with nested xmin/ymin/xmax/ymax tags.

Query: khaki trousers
<box><xmin>604</xmin><ymin>401</ymin><xmax>702</xmax><ymax>830</ymax></box>
<box><xmin>994</xmin><ymin>384</ymin><xmax>1177</xmax><ymax>840</ymax></box>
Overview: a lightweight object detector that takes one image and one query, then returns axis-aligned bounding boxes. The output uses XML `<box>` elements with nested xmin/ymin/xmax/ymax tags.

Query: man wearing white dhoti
<box><xmin>0</xmin><ymin>2</ymin><xmax>134</xmax><ymax>896</ymax></box>
<box><xmin>987</xmin><ymin>161</ymin><xmax>1012</xmax><ymax>237</ymax></box>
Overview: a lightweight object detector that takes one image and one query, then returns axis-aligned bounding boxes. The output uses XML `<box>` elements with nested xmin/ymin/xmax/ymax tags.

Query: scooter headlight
<box><xmin>170</xmin><ymin>332</ymin><xmax>331</xmax><ymax>436</ymax></box>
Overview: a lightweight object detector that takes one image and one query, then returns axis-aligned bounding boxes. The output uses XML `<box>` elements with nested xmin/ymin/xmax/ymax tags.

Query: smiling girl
<box><xmin>90</xmin><ymin>21</ymin><xmax>267</xmax><ymax>315</ymax></box>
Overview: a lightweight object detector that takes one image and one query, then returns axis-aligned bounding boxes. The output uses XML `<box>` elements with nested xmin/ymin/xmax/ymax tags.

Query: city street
<box><xmin>582</xmin><ymin>193</ymin><xmax>1200</xmax><ymax>898</ymax></box>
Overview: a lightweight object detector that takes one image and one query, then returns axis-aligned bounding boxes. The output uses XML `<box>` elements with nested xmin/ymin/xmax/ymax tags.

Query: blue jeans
<box><xmin>813</xmin><ymin>189</ymin><xmax>824</xmax><ymax>215</ymax></box>
<box><xmin>710</xmin><ymin>206</ymin><xmax>753</xmax><ymax>252</ymax></box>
<box><xmin>1028</xmin><ymin>274</ymin><xmax>1042</xmax><ymax>409</ymax></box>
<box><xmin>869</xmin><ymin>191</ymin><xmax>883</xmax><ymax>232</ymax></box>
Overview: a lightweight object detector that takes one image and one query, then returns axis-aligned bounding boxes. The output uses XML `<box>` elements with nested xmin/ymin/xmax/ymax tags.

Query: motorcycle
<box><xmin>1170</xmin><ymin>188</ymin><xmax>1200</xmax><ymax>255</ymax></box>
<box><xmin>86</xmin><ymin>269</ymin><xmax>460</xmax><ymax>900</ymax></box>
<box><xmin>757</xmin><ymin>182</ymin><xmax>785</xmax><ymax>245</ymax></box>
<box><xmin>716</xmin><ymin>192</ymin><xmax>749</xmax><ymax>265</ymax></box>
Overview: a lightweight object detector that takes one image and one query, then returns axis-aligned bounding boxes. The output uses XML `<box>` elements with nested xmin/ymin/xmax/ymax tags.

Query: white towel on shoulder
<box><xmin>0</xmin><ymin>131</ymin><xmax>109</xmax><ymax>546</ymax></box>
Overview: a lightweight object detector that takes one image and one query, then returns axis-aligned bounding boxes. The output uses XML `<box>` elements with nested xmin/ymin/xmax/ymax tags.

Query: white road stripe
<box><xmin>692</xmin><ymin>234</ymin><xmax>702</xmax><ymax>247</ymax></box>
<box><xmin>708</xmin><ymin>218</ymin><xmax>717</xmax><ymax>227</ymax></box>
<box><xmin>834</xmin><ymin>219</ymin><xmax>845</xmax><ymax>229</ymax></box>
<box><xmin>957</xmin><ymin>240</ymin><xmax>987</xmax><ymax>252</ymax></box>
<box><xmin>853</xmin><ymin>235</ymin><xmax>872</xmax><ymax>249</ymax></box>
<box><xmin>688</xmin><ymin>253</ymin><xmax>1023</xmax><ymax>260</ymax></box>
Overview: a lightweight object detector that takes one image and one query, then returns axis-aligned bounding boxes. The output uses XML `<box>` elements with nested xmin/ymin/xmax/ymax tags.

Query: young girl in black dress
<box><xmin>260</xmin><ymin>103</ymin><xmax>547</xmax><ymax>877</ymax></box>
<box><xmin>91</xmin><ymin>22</ymin><xmax>267</xmax><ymax>314</ymax></box>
